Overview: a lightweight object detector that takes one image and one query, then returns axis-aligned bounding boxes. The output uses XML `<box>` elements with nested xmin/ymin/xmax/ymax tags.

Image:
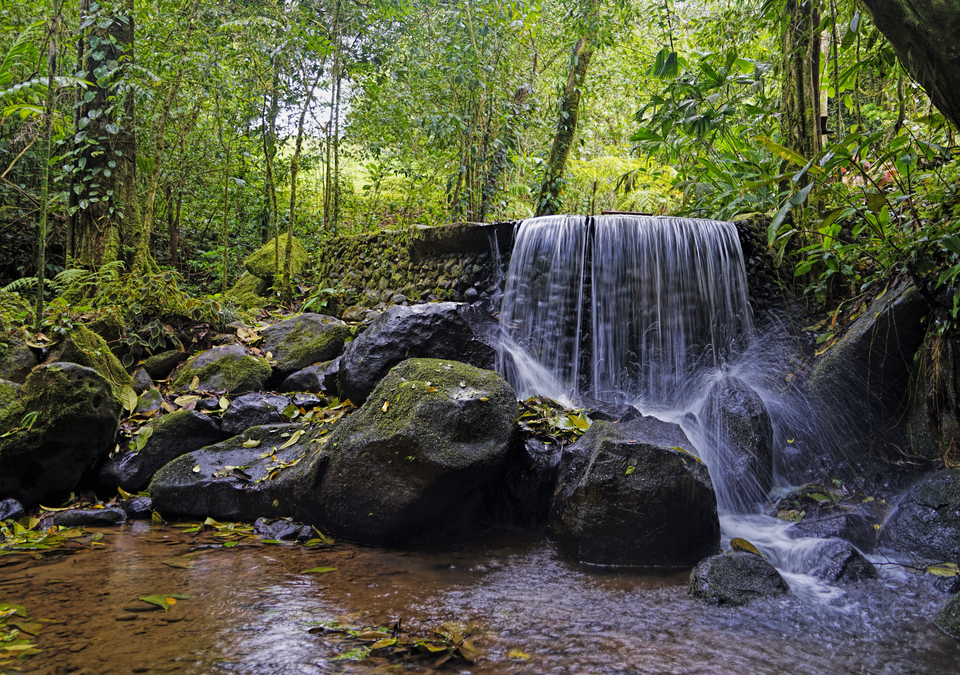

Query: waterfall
<box><xmin>497</xmin><ymin>214</ymin><xmax>754</xmax><ymax>411</ymax></box>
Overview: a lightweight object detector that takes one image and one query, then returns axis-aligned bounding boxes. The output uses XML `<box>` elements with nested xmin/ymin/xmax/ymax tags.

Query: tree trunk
<box><xmin>535</xmin><ymin>35</ymin><xmax>594</xmax><ymax>216</ymax></box>
<box><xmin>860</xmin><ymin>0</ymin><xmax>960</xmax><ymax>130</ymax></box>
<box><xmin>74</xmin><ymin>0</ymin><xmax>139</xmax><ymax>269</ymax></box>
<box><xmin>780</xmin><ymin>0</ymin><xmax>821</xmax><ymax>164</ymax></box>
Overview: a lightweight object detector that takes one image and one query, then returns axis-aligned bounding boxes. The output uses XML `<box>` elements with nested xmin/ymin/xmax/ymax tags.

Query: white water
<box><xmin>496</xmin><ymin>214</ymin><xmax>866</xmax><ymax>595</ymax></box>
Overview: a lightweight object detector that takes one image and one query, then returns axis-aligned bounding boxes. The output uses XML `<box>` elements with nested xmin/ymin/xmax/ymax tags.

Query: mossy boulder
<box><xmin>0</xmin><ymin>363</ymin><xmax>122</xmax><ymax>506</ymax></box>
<box><xmin>45</xmin><ymin>324</ymin><xmax>132</xmax><ymax>395</ymax></box>
<box><xmin>884</xmin><ymin>469</ymin><xmax>960</xmax><ymax>561</ymax></box>
<box><xmin>261</xmin><ymin>313</ymin><xmax>351</xmax><ymax>378</ymax></box>
<box><xmin>149</xmin><ymin>423</ymin><xmax>330</xmax><ymax>523</ymax></box>
<box><xmin>935</xmin><ymin>592</ymin><xmax>960</xmax><ymax>639</ymax></box>
<box><xmin>316</xmin><ymin>358</ymin><xmax>517</xmax><ymax>545</ymax></box>
<box><xmin>100</xmin><ymin>410</ymin><xmax>223</xmax><ymax>492</ymax></box>
<box><xmin>338</xmin><ymin>302</ymin><xmax>499</xmax><ymax>405</ymax></box>
<box><xmin>244</xmin><ymin>233</ymin><xmax>309</xmax><ymax>280</ymax></box>
<box><xmin>689</xmin><ymin>552</ymin><xmax>789</xmax><ymax>606</ymax></box>
<box><xmin>171</xmin><ymin>344</ymin><xmax>271</xmax><ymax>394</ymax></box>
<box><xmin>228</xmin><ymin>272</ymin><xmax>271</xmax><ymax>310</ymax></box>
<box><xmin>0</xmin><ymin>336</ymin><xmax>37</xmax><ymax>384</ymax></box>
<box><xmin>0</xmin><ymin>379</ymin><xmax>24</xmax><ymax>433</ymax></box>
<box><xmin>142</xmin><ymin>350</ymin><xmax>187</xmax><ymax>379</ymax></box>
<box><xmin>548</xmin><ymin>419</ymin><xmax>718</xmax><ymax>569</ymax></box>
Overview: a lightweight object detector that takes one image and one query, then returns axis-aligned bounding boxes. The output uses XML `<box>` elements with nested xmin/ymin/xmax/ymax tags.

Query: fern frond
<box><xmin>2</xmin><ymin>277</ymin><xmax>38</xmax><ymax>293</ymax></box>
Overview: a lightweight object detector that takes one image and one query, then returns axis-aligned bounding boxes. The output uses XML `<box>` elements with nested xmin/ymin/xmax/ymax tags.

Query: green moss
<box><xmin>0</xmin><ymin>379</ymin><xmax>24</xmax><ymax>432</ymax></box>
<box><xmin>228</xmin><ymin>272</ymin><xmax>270</xmax><ymax>309</ymax></box>
<box><xmin>245</xmin><ymin>233</ymin><xmax>310</xmax><ymax>279</ymax></box>
<box><xmin>171</xmin><ymin>346</ymin><xmax>271</xmax><ymax>394</ymax></box>
<box><xmin>54</xmin><ymin>324</ymin><xmax>132</xmax><ymax>397</ymax></box>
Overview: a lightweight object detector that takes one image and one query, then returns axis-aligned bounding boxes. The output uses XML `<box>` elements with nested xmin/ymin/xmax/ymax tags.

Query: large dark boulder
<box><xmin>316</xmin><ymin>358</ymin><xmax>517</xmax><ymax>545</ymax></box>
<box><xmin>338</xmin><ymin>302</ymin><xmax>499</xmax><ymax>404</ymax></box>
<box><xmin>697</xmin><ymin>375</ymin><xmax>774</xmax><ymax>511</ymax></box>
<box><xmin>0</xmin><ymin>380</ymin><xmax>23</xmax><ymax>434</ymax></box>
<box><xmin>689</xmin><ymin>552</ymin><xmax>789</xmax><ymax>606</ymax></box>
<box><xmin>793</xmin><ymin>513</ymin><xmax>878</xmax><ymax>551</ymax></box>
<box><xmin>936</xmin><ymin>592</ymin><xmax>960</xmax><ymax>639</ymax></box>
<box><xmin>100</xmin><ymin>410</ymin><xmax>223</xmax><ymax>492</ymax></box>
<box><xmin>496</xmin><ymin>438</ymin><xmax>562</xmax><ymax>528</ymax></box>
<box><xmin>0</xmin><ymin>363</ymin><xmax>122</xmax><ymax>506</ymax></box>
<box><xmin>170</xmin><ymin>344</ymin><xmax>271</xmax><ymax>394</ymax></box>
<box><xmin>806</xmin><ymin>283</ymin><xmax>934</xmax><ymax>479</ymax></box>
<box><xmin>44</xmin><ymin>324</ymin><xmax>133</xmax><ymax>394</ymax></box>
<box><xmin>884</xmin><ymin>469</ymin><xmax>960</xmax><ymax>561</ymax></box>
<box><xmin>261</xmin><ymin>314</ymin><xmax>351</xmax><ymax>378</ymax></box>
<box><xmin>548</xmin><ymin>419</ymin><xmax>719</xmax><ymax>569</ymax></box>
<box><xmin>149</xmin><ymin>423</ymin><xmax>329</xmax><ymax>523</ymax></box>
<box><xmin>279</xmin><ymin>361</ymin><xmax>334</xmax><ymax>394</ymax></box>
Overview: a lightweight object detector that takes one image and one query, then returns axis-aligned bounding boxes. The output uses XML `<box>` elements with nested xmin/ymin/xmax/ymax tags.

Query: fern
<box><xmin>2</xmin><ymin>277</ymin><xmax>38</xmax><ymax>293</ymax></box>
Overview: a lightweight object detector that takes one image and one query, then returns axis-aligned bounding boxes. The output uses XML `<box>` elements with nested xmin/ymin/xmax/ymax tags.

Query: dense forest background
<box><xmin>2</xmin><ymin>0</ymin><xmax>960</xmax><ymax>333</ymax></box>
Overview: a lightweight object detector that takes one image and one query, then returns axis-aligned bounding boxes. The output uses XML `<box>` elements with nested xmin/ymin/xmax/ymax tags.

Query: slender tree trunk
<box><xmin>36</xmin><ymin>3</ymin><xmax>61</xmax><ymax>331</ymax></box>
<box><xmin>780</xmin><ymin>0</ymin><xmax>822</xmax><ymax>164</ymax></box>
<box><xmin>283</xmin><ymin>68</ymin><xmax>324</xmax><ymax>303</ymax></box>
<box><xmin>536</xmin><ymin>35</ymin><xmax>594</xmax><ymax>216</ymax></box>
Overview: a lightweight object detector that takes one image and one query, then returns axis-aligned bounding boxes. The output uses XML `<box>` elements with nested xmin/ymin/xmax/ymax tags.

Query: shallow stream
<box><xmin>3</xmin><ymin>522</ymin><xmax>958</xmax><ymax>674</ymax></box>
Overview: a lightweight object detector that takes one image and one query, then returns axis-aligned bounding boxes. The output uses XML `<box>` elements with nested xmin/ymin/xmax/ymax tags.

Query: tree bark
<box><xmin>860</xmin><ymin>0</ymin><xmax>960</xmax><ymax>130</ymax></box>
<box><xmin>780</xmin><ymin>0</ymin><xmax>821</xmax><ymax>164</ymax></box>
<box><xmin>536</xmin><ymin>35</ymin><xmax>594</xmax><ymax>216</ymax></box>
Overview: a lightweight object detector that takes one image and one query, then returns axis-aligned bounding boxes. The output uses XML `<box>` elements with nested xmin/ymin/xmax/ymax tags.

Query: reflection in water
<box><xmin>4</xmin><ymin>524</ymin><xmax>957</xmax><ymax>674</ymax></box>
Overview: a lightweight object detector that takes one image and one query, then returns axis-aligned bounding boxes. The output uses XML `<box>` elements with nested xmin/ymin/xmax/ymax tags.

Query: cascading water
<box><xmin>497</xmin><ymin>214</ymin><xmax>866</xmax><ymax>595</ymax></box>
<box><xmin>497</xmin><ymin>214</ymin><xmax>752</xmax><ymax>410</ymax></box>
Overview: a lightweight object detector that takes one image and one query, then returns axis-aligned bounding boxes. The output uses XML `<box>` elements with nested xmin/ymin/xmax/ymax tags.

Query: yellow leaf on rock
<box><xmin>730</xmin><ymin>538</ymin><xmax>763</xmax><ymax>556</ymax></box>
<box><xmin>189</xmin><ymin>376</ymin><xmax>200</xmax><ymax>391</ymax></box>
<box><xmin>242</xmin><ymin>439</ymin><xmax>261</xmax><ymax>448</ymax></box>
<box><xmin>382</xmin><ymin>401</ymin><xmax>389</xmax><ymax>412</ymax></box>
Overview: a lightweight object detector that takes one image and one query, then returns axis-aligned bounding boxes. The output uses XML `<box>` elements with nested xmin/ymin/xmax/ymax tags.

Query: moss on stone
<box><xmin>0</xmin><ymin>336</ymin><xmax>37</xmax><ymax>384</ymax></box>
<box><xmin>171</xmin><ymin>345</ymin><xmax>271</xmax><ymax>394</ymax></box>
<box><xmin>52</xmin><ymin>324</ymin><xmax>132</xmax><ymax>398</ymax></box>
<box><xmin>245</xmin><ymin>233</ymin><xmax>310</xmax><ymax>280</ymax></box>
<box><xmin>228</xmin><ymin>271</ymin><xmax>270</xmax><ymax>309</ymax></box>
<box><xmin>0</xmin><ymin>379</ymin><xmax>24</xmax><ymax>432</ymax></box>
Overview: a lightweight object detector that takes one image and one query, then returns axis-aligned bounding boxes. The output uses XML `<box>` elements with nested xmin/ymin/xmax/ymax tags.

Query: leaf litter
<box><xmin>308</xmin><ymin>618</ymin><xmax>481</xmax><ymax>667</ymax></box>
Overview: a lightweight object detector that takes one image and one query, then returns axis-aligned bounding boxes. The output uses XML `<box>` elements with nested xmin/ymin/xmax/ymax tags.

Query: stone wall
<box><xmin>312</xmin><ymin>222</ymin><xmax>516</xmax><ymax>320</ymax></box>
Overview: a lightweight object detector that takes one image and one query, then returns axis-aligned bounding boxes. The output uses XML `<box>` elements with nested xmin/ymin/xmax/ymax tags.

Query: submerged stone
<box><xmin>316</xmin><ymin>358</ymin><xmax>517</xmax><ymax>546</ymax></box>
<box><xmin>689</xmin><ymin>552</ymin><xmax>789</xmax><ymax>606</ymax></box>
<box><xmin>809</xmin><ymin>540</ymin><xmax>877</xmax><ymax>582</ymax></box>
<box><xmin>548</xmin><ymin>420</ymin><xmax>719</xmax><ymax>569</ymax></box>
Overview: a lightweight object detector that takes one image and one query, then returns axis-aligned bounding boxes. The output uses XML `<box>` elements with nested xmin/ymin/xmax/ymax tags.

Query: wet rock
<box><xmin>548</xmin><ymin>420</ymin><xmax>718</xmax><ymax>569</ymax></box>
<box><xmin>806</xmin><ymin>283</ymin><xmax>934</xmax><ymax>470</ymax></box>
<box><xmin>261</xmin><ymin>314</ymin><xmax>351</xmax><ymax>379</ymax></box>
<box><xmin>52</xmin><ymin>507</ymin><xmax>127</xmax><ymax>527</ymax></box>
<box><xmin>142</xmin><ymin>350</ymin><xmax>187</xmax><ymax>379</ymax></box>
<box><xmin>0</xmin><ymin>363</ymin><xmax>122</xmax><ymax>506</ymax></box>
<box><xmin>100</xmin><ymin>410</ymin><xmax>222</xmax><ymax>492</ymax></box>
<box><xmin>131</xmin><ymin>367</ymin><xmax>153</xmax><ymax>394</ymax></box>
<box><xmin>44</xmin><ymin>325</ymin><xmax>133</xmax><ymax>394</ymax></box>
<box><xmin>0</xmin><ymin>336</ymin><xmax>37</xmax><ymax>383</ymax></box>
<box><xmin>149</xmin><ymin>424</ymin><xmax>329</xmax><ymax>523</ymax></box>
<box><xmin>935</xmin><ymin>592</ymin><xmax>960</xmax><ymax>639</ymax></box>
<box><xmin>221</xmin><ymin>393</ymin><xmax>291</xmax><ymax>438</ymax></box>
<box><xmin>120</xmin><ymin>496</ymin><xmax>153</xmax><ymax>519</ymax></box>
<box><xmin>135</xmin><ymin>387</ymin><xmax>163</xmax><ymax>414</ymax></box>
<box><xmin>339</xmin><ymin>302</ymin><xmax>499</xmax><ymax>405</ymax></box>
<box><xmin>884</xmin><ymin>469</ymin><xmax>960</xmax><ymax>561</ymax></box>
<box><xmin>698</xmin><ymin>375</ymin><xmax>774</xmax><ymax>510</ymax></box>
<box><xmin>279</xmin><ymin>361</ymin><xmax>333</xmax><ymax>393</ymax></box>
<box><xmin>0</xmin><ymin>498</ymin><xmax>25</xmax><ymax>521</ymax></box>
<box><xmin>793</xmin><ymin>513</ymin><xmax>877</xmax><ymax>551</ymax></box>
<box><xmin>935</xmin><ymin>576</ymin><xmax>960</xmax><ymax>595</ymax></box>
<box><xmin>809</xmin><ymin>540</ymin><xmax>877</xmax><ymax>582</ymax></box>
<box><xmin>317</xmin><ymin>358</ymin><xmax>517</xmax><ymax>546</ymax></box>
<box><xmin>170</xmin><ymin>345</ymin><xmax>271</xmax><ymax>394</ymax></box>
<box><xmin>496</xmin><ymin>438</ymin><xmax>562</xmax><ymax>528</ymax></box>
<box><xmin>254</xmin><ymin>517</ymin><xmax>313</xmax><ymax>542</ymax></box>
<box><xmin>689</xmin><ymin>552</ymin><xmax>789</xmax><ymax>606</ymax></box>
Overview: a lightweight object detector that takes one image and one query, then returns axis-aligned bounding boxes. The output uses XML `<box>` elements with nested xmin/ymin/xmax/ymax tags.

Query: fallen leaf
<box><xmin>382</xmin><ymin>401</ymin><xmax>389</xmax><ymax>412</ymax></box>
<box><xmin>730</xmin><ymin>538</ymin><xmax>763</xmax><ymax>556</ymax></box>
<box><xmin>189</xmin><ymin>376</ymin><xmax>200</xmax><ymax>391</ymax></box>
<box><xmin>241</xmin><ymin>439</ymin><xmax>261</xmax><ymax>448</ymax></box>
<box><xmin>302</xmin><ymin>567</ymin><xmax>337</xmax><ymax>574</ymax></box>
<box><xmin>120</xmin><ymin>386</ymin><xmax>139</xmax><ymax>414</ymax></box>
<box><xmin>192</xmin><ymin>465</ymin><xmax>200</xmax><ymax>473</ymax></box>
